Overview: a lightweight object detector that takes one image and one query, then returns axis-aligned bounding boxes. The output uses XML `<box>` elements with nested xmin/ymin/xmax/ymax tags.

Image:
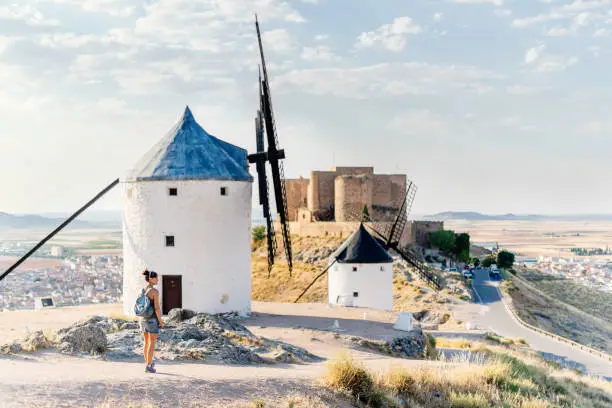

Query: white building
<box><xmin>50</xmin><ymin>246</ymin><xmax>63</xmax><ymax>257</ymax></box>
<box><xmin>328</xmin><ymin>224</ymin><xmax>394</xmax><ymax>311</ymax></box>
<box><xmin>122</xmin><ymin>107</ymin><xmax>253</xmax><ymax>316</ymax></box>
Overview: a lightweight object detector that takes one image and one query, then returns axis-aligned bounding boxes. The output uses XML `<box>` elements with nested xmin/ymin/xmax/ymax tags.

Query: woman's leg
<box><xmin>147</xmin><ymin>334</ymin><xmax>158</xmax><ymax>366</ymax></box>
<box><xmin>143</xmin><ymin>332</ymin><xmax>150</xmax><ymax>364</ymax></box>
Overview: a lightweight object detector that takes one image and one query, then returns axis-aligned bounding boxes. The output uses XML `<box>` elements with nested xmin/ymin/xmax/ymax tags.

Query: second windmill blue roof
<box><xmin>125</xmin><ymin>107</ymin><xmax>253</xmax><ymax>182</ymax></box>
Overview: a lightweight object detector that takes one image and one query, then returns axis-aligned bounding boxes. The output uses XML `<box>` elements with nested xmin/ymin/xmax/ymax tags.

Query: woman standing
<box><xmin>140</xmin><ymin>270</ymin><xmax>163</xmax><ymax>373</ymax></box>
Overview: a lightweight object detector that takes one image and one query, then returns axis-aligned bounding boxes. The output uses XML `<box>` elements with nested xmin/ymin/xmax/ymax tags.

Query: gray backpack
<box><xmin>134</xmin><ymin>287</ymin><xmax>155</xmax><ymax>318</ymax></box>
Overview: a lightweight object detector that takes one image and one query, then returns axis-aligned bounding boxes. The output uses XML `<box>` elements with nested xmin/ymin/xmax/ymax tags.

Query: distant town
<box><xmin>0</xmin><ymin>252</ymin><xmax>122</xmax><ymax>311</ymax></box>
<box><xmin>515</xmin><ymin>254</ymin><xmax>612</xmax><ymax>293</ymax></box>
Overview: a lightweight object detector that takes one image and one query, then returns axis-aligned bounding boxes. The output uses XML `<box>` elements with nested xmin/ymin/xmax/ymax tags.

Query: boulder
<box><xmin>166</xmin><ymin>308</ymin><xmax>197</xmax><ymax>324</ymax></box>
<box><xmin>22</xmin><ymin>330</ymin><xmax>52</xmax><ymax>351</ymax></box>
<box><xmin>58</xmin><ymin>323</ymin><xmax>107</xmax><ymax>355</ymax></box>
<box><xmin>389</xmin><ymin>328</ymin><xmax>427</xmax><ymax>358</ymax></box>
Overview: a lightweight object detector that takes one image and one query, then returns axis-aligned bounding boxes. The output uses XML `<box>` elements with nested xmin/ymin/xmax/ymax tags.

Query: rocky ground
<box><xmin>1</xmin><ymin>306</ymin><xmax>432</xmax><ymax>366</ymax></box>
<box><xmin>0</xmin><ymin>302</ymin><xmax>452</xmax><ymax>407</ymax></box>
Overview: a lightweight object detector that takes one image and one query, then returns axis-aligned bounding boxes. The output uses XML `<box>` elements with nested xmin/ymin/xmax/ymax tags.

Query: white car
<box><xmin>462</xmin><ymin>269</ymin><xmax>473</xmax><ymax>279</ymax></box>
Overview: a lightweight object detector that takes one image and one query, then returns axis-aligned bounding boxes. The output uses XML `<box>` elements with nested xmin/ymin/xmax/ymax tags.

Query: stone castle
<box><xmin>284</xmin><ymin>166</ymin><xmax>442</xmax><ymax>247</ymax></box>
<box><xmin>285</xmin><ymin>166</ymin><xmax>406</xmax><ymax>222</ymax></box>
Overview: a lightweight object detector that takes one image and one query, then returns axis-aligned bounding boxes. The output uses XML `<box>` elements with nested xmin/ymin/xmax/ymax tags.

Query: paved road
<box><xmin>471</xmin><ymin>269</ymin><xmax>612</xmax><ymax>379</ymax></box>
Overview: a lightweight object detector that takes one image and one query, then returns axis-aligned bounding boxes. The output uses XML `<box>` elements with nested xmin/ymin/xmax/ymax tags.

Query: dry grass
<box><xmin>435</xmin><ymin>338</ymin><xmax>474</xmax><ymax>349</ymax></box>
<box><xmin>322</xmin><ymin>343</ymin><xmax>612</xmax><ymax>408</ymax></box>
<box><xmin>518</xmin><ymin>269</ymin><xmax>612</xmax><ymax>324</ymax></box>
<box><xmin>251</xmin><ymin>235</ymin><xmax>344</xmax><ymax>303</ymax></box>
<box><xmin>224</xmin><ymin>331</ymin><xmax>266</xmax><ymax>347</ymax></box>
<box><xmin>321</xmin><ymin>353</ymin><xmax>386</xmax><ymax>407</ymax></box>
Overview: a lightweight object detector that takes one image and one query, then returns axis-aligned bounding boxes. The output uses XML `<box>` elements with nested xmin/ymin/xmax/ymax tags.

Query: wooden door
<box><xmin>162</xmin><ymin>275</ymin><xmax>182</xmax><ymax>315</ymax></box>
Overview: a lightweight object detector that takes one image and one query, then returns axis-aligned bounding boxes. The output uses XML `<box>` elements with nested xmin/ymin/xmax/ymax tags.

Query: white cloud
<box><xmin>578</xmin><ymin>121</ymin><xmax>604</xmax><ymax>135</ymax></box>
<box><xmin>274</xmin><ymin>62</ymin><xmax>503</xmax><ymax>99</ymax></box>
<box><xmin>594</xmin><ymin>28</ymin><xmax>610</xmax><ymax>36</ymax></box>
<box><xmin>524</xmin><ymin>44</ymin><xmax>578</xmax><ymax>72</ymax></box>
<box><xmin>0</xmin><ymin>4</ymin><xmax>59</xmax><ymax>26</ymax></box>
<box><xmin>356</xmin><ymin>16</ymin><xmax>421</xmax><ymax>52</ymax></box>
<box><xmin>451</xmin><ymin>0</ymin><xmax>504</xmax><ymax>5</ymax></box>
<box><xmin>512</xmin><ymin>0</ymin><xmax>612</xmax><ymax>29</ymax></box>
<box><xmin>494</xmin><ymin>9</ymin><xmax>512</xmax><ymax>17</ymax></box>
<box><xmin>588</xmin><ymin>45</ymin><xmax>603</xmax><ymax>56</ymax></box>
<box><xmin>314</xmin><ymin>34</ymin><xmax>328</xmax><ymax>41</ymax></box>
<box><xmin>301</xmin><ymin>45</ymin><xmax>338</xmax><ymax>61</ymax></box>
<box><xmin>525</xmin><ymin>45</ymin><xmax>546</xmax><ymax>64</ymax></box>
<box><xmin>433</xmin><ymin>13</ymin><xmax>443</xmax><ymax>22</ymax></box>
<box><xmin>50</xmin><ymin>0</ymin><xmax>139</xmax><ymax>17</ymax></box>
<box><xmin>262</xmin><ymin>29</ymin><xmax>296</xmax><ymax>53</ymax></box>
<box><xmin>506</xmin><ymin>85</ymin><xmax>543</xmax><ymax>95</ymax></box>
<box><xmin>388</xmin><ymin>110</ymin><xmax>448</xmax><ymax>136</ymax></box>
<box><xmin>546</xmin><ymin>27</ymin><xmax>570</xmax><ymax>36</ymax></box>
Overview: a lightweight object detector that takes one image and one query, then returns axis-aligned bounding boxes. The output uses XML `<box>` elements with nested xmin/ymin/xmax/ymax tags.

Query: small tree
<box><xmin>473</xmin><ymin>258</ymin><xmax>480</xmax><ymax>267</ymax></box>
<box><xmin>482</xmin><ymin>256</ymin><xmax>496</xmax><ymax>267</ymax></box>
<box><xmin>361</xmin><ymin>204</ymin><xmax>370</xmax><ymax>222</ymax></box>
<box><xmin>454</xmin><ymin>233</ymin><xmax>470</xmax><ymax>259</ymax></box>
<box><xmin>429</xmin><ymin>230</ymin><xmax>456</xmax><ymax>253</ymax></box>
<box><xmin>497</xmin><ymin>250</ymin><xmax>515</xmax><ymax>269</ymax></box>
<box><xmin>252</xmin><ymin>225</ymin><xmax>266</xmax><ymax>243</ymax></box>
<box><xmin>458</xmin><ymin>249</ymin><xmax>471</xmax><ymax>263</ymax></box>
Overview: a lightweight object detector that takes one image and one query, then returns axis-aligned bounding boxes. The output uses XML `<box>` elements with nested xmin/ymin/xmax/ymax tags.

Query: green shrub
<box><xmin>252</xmin><ymin>225</ymin><xmax>266</xmax><ymax>243</ymax></box>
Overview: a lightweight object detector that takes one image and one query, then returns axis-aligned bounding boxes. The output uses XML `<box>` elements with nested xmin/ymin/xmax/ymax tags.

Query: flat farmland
<box><xmin>0</xmin><ymin>228</ymin><xmax>122</xmax><ymax>257</ymax></box>
<box><xmin>0</xmin><ymin>256</ymin><xmax>63</xmax><ymax>271</ymax></box>
<box><xmin>445</xmin><ymin>219</ymin><xmax>612</xmax><ymax>258</ymax></box>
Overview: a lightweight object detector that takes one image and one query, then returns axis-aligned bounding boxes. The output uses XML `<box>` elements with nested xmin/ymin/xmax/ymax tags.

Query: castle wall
<box><xmin>287</xmin><ymin>220</ymin><xmax>362</xmax><ymax>239</ymax></box>
<box><xmin>308</xmin><ymin>171</ymin><xmax>336</xmax><ymax>220</ymax></box>
<box><xmin>333</xmin><ymin>166</ymin><xmax>374</xmax><ymax>176</ymax></box>
<box><xmin>285</xmin><ymin>177</ymin><xmax>309</xmax><ymax>221</ymax></box>
<box><xmin>334</xmin><ymin>175</ymin><xmax>373</xmax><ymax>221</ymax></box>
<box><xmin>286</xmin><ymin>220</ymin><xmax>443</xmax><ymax>248</ymax></box>
<box><xmin>413</xmin><ymin>221</ymin><xmax>444</xmax><ymax>247</ymax></box>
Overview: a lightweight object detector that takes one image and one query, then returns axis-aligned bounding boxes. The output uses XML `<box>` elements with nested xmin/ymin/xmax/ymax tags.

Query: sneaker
<box><xmin>145</xmin><ymin>365</ymin><xmax>156</xmax><ymax>374</ymax></box>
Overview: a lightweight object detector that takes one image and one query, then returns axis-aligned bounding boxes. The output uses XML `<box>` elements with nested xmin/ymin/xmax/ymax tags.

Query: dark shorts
<box><xmin>140</xmin><ymin>317</ymin><xmax>160</xmax><ymax>334</ymax></box>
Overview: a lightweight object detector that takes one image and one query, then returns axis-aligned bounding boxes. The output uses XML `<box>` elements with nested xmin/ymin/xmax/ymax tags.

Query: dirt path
<box><xmin>0</xmin><ymin>302</ymin><xmax>480</xmax><ymax>407</ymax></box>
<box><xmin>0</xmin><ymin>338</ymin><xmax>445</xmax><ymax>407</ymax></box>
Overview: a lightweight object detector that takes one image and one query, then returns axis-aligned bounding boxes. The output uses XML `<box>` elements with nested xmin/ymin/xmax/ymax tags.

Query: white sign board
<box><xmin>393</xmin><ymin>312</ymin><xmax>414</xmax><ymax>331</ymax></box>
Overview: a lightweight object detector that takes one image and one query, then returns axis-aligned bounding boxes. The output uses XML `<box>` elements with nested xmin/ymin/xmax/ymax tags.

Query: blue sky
<box><xmin>1</xmin><ymin>0</ymin><xmax>612</xmax><ymax>215</ymax></box>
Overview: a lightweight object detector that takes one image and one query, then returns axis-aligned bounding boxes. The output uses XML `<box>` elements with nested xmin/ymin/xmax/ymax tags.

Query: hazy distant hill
<box><xmin>1</xmin><ymin>208</ymin><xmax>269</xmax><ymax>230</ymax></box>
<box><xmin>423</xmin><ymin>211</ymin><xmax>612</xmax><ymax>222</ymax></box>
<box><xmin>0</xmin><ymin>212</ymin><xmax>113</xmax><ymax>230</ymax></box>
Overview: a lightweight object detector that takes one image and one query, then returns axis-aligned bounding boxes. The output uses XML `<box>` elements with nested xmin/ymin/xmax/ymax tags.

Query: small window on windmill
<box><xmin>168</xmin><ymin>187</ymin><xmax>178</xmax><ymax>196</ymax></box>
<box><xmin>220</xmin><ymin>187</ymin><xmax>228</xmax><ymax>196</ymax></box>
<box><xmin>380</xmin><ymin>266</ymin><xmax>385</xmax><ymax>272</ymax></box>
<box><xmin>353</xmin><ymin>292</ymin><xmax>359</xmax><ymax>298</ymax></box>
<box><xmin>165</xmin><ymin>235</ymin><xmax>175</xmax><ymax>247</ymax></box>
<box><xmin>352</xmin><ymin>266</ymin><xmax>358</xmax><ymax>272</ymax></box>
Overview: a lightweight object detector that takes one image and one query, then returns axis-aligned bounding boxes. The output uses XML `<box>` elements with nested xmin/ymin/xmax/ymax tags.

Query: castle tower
<box><xmin>122</xmin><ymin>107</ymin><xmax>253</xmax><ymax>316</ymax></box>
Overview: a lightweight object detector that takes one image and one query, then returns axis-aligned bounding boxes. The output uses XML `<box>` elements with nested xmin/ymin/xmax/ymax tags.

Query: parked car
<box><xmin>449</xmin><ymin>267</ymin><xmax>458</xmax><ymax>272</ymax></box>
<box><xmin>489</xmin><ymin>269</ymin><xmax>501</xmax><ymax>280</ymax></box>
<box><xmin>462</xmin><ymin>269</ymin><xmax>473</xmax><ymax>279</ymax></box>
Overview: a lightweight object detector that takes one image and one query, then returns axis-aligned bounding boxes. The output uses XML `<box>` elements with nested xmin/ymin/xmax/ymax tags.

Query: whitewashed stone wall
<box><xmin>327</xmin><ymin>262</ymin><xmax>393</xmax><ymax>311</ymax></box>
<box><xmin>122</xmin><ymin>179</ymin><xmax>252</xmax><ymax>316</ymax></box>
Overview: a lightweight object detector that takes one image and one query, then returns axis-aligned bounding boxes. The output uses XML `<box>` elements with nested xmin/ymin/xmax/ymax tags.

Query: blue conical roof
<box><xmin>125</xmin><ymin>107</ymin><xmax>253</xmax><ymax>182</ymax></box>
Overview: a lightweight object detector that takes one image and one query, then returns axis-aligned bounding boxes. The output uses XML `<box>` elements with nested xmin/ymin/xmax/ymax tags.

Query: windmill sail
<box><xmin>352</xmin><ymin>181</ymin><xmax>441</xmax><ymax>290</ymax></box>
<box><xmin>248</xmin><ymin>16</ymin><xmax>293</xmax><ymax>275</ymax></box>
<box><xmin>255</xmin><ymin>106</ymin><xmax>277</xmax><ymax>276</ymax></box>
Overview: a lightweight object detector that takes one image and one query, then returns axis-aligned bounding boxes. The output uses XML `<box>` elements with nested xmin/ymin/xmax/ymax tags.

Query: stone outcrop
<box><xmin>0</xmin><ymin>309</ymin><xmax>319</xmax><ymax>366</ymax></box>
